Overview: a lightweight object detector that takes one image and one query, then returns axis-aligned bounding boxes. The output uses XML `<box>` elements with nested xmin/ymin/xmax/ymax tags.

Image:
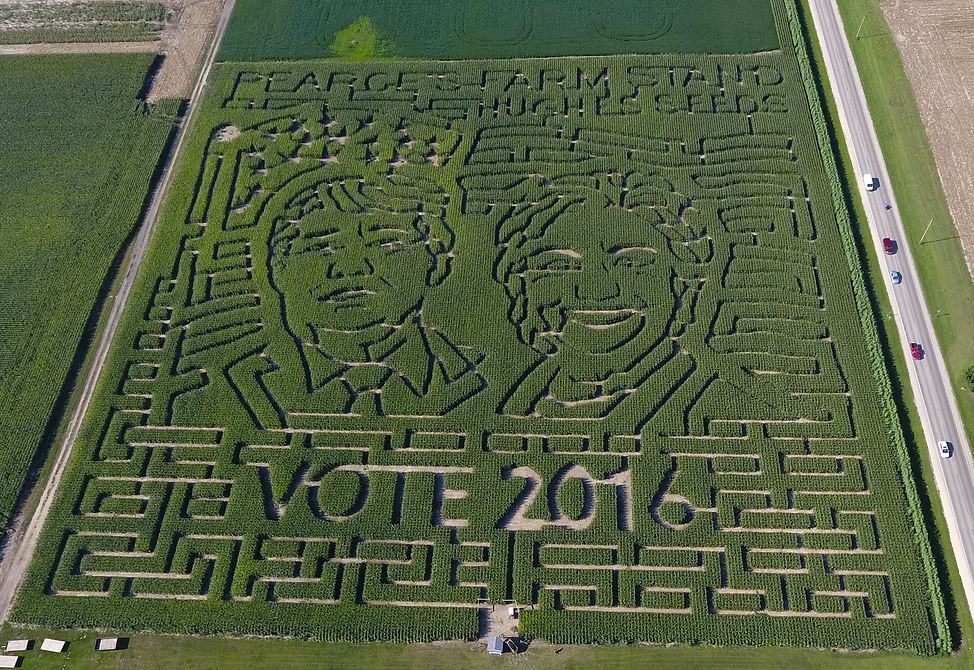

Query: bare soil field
<box><xmin>0</xmin><ymin>0</ymin><xmax>225</xmax><ymax>100</ymax></box>
<box><xmin>0</xmin><ymin>0</ymin><xmax>174</xmax><ymax>40</ymax></box>
<box><xmin>149</xmin><ymin>0</ymin><xmax>223</xmax><ymax>100</ymax></box>
<box><xmin>880</xmin><ymin>0</ymin><xmax>974</xmax><ymax>277</ymax></box>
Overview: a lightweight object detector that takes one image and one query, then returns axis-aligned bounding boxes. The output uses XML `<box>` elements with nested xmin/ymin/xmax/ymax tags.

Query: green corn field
<box><xmin>8</xmin><ymin>0</ymin><xmax>949</xmax><ymax>655</ymax></box>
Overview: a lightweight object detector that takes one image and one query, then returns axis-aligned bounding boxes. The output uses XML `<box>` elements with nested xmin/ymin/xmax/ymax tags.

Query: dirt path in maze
<box><xmin>880</xmin><ymin>0</ymin><xmax>974</xmax><ymax>278</ymax></box>
<box><xmin>0</xmin><ymin>0</ymin><xmax>238</xmax><ymax>626</ymax></box>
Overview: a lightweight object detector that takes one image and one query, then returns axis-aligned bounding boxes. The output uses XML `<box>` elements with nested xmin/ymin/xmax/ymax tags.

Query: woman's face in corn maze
<box><xmin>516</xmin><ymin>203</ymin><xmax>678</xmax><ymax>355</ymax></box>
<box><xmin>271</xmin><ymin>208</ymin><xmax>434</xmax><ymax>336</ymax></box>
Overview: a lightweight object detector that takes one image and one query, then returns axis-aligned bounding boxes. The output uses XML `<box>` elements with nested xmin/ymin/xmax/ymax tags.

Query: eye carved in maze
<box><xmin>456</xmin><ymin>0</ymin><xmax>533</xmax><ymax>47</ymax></box>
<box><xmin>594</xmin><ymin>1</ymin><xmax>673</xmax><ymax>41</ymax></box>
<box><xmin>454</xmin><ymin>0</ymin><xmax>674</xmax><ymax>49</ymax></box>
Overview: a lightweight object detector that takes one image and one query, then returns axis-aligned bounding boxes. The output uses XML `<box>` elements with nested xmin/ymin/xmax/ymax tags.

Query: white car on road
<box><xmin>939</xmin><ymin>441</ymin><xmax>953</xmax><ymax>459</ymax></box>
<box><xmin>863</xmin><ymin>172</ymin><xmax>878</xmax><ymax>191</ymax></box>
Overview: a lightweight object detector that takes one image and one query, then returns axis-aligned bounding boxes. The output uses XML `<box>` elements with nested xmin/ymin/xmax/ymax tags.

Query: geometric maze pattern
<box><xmin>18</xmin><ymin>23</ymin><xmax>936</xmax><ymax>652</ymax></box>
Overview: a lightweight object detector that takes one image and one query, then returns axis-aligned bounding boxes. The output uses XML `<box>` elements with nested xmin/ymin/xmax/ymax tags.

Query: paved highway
<box><xmin>0</xmin><ymin>0</ymin><xmax>238</xmax><ymax>623</ymax></box>
<box><xmin>809</xmin><ymin>0</ymin><xmax>974</xmax><ymax>623</ymax></box>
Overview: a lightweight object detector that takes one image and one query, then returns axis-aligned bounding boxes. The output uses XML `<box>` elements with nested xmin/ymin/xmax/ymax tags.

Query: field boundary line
<box><xmin>0</xmin><ymin>0</ymin><xmax>238</xmax><ymax>624</ymax></box>
<box><xmin>0</xmin><ymin>41</ymin><xmax>161</xmax><ymax>55</ymax></box>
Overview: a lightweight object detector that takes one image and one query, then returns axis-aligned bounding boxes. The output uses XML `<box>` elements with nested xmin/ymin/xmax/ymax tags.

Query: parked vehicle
<box><xmin>910</xmin><ymin>342</ymin><xmax>924</xmax><ymax>360</ymax></box>
<box><xmin>890</xmin><ymin>270</ymin><xmax>902</xmax><ymax>284</ymax></box>
<box><xmin>863</xmin><ymin>173</ymin><xmax>878</xmax><ymax>191</ymax></box>
<box><xmin>939</xmin><ymin>441</ymin><xmax>953</xmax><ymax>459</ymax></box>
<box><xmin>883</xmin><ymin>237</ymin><xmax>897</xmax><ymax>255</ymax></box>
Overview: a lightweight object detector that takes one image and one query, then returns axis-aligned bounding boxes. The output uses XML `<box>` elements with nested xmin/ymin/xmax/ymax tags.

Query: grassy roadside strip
<box><xmin>832</xmin><ymin>0</ymin><xmax>974</xmax><ymax>652</ymax></box>
<box><xmin>786</xmin><ymin>0</ymin><xmax>950</xmax><ymax>652</ymax></box>
<box><xmin>823</xmin><ymin>12</ymin><xmax>974</xmax><ymax>652</ymax></box>
<box><xmin>795</xmin><ymin>0</ymin><xmax>974</xmax><ymax>658</ymax></box>
<box><xmin>0</xmin><ymin>620</ymin><xmax>966</xmax><ymax>670</ymax></box>
<box><xmin>831</xmin><ymin>1</ymin><xmax>974</xmax><ymax>410</ymax></box>
<box><xmin>837</xmin><ymin>7</ymin><xmax>974</xmax><ymax>647</ymax></box>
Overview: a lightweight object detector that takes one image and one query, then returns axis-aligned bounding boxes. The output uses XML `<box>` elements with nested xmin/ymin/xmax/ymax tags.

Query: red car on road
<box><xmin>883</xmin><ymin>237</ymin><xmax>897</xmax><ymax>255</ymax></box>
<box><xmin>910</xmin><ymin>343</ymin><xmax>924</xmax><ymax>360</ymax></box>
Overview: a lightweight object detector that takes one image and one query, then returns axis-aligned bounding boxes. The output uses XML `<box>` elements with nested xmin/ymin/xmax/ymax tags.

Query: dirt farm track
<box><xmin>0</xmin><ymin>0</ymin><xmax>225</xmax><ymax>101</ymax></box>
<box><xmin>880</xmin><ymin>0</ymin><xmax>974</xmax><ymax>277</ymax></box>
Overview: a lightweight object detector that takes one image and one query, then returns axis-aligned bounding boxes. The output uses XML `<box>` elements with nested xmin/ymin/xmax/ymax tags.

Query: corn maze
<box><xmin>13</xmin><ymin>0</ymin><xmax>944</xmax><ymax>653</ymax></box>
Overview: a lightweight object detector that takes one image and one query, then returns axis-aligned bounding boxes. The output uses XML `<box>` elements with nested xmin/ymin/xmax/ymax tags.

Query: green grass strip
<box><xmin>784</xmin><ymin>0</ymin><xmax>950</xmax><ymax>652</ymax></box>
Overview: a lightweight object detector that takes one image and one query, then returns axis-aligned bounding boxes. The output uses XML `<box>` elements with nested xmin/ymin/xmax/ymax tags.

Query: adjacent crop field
<box><xmin>12</xmin><ymin>0</ymin><xmax>945</xmax><ymax>654</ymax></box>
<box><xmin>0</xmin><ymin>55</ymin><xmax>176</xmax><ymax>535</ymax></box>
<box><xmin>217</xmin><ymin>0</ymin><xmax>779</xmax><ymax>62</ymax></box>
<box><xmin>0</xmin><ymin>1</ymin><xmax>175</xmax><ymax>45</ymax></box>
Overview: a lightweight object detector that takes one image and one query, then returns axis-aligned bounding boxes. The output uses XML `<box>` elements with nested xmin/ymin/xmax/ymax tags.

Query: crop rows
<box><xmin>0</xmin><ymin>54</ymin><xmax>177</xmax><ymax>539</ymax></box>
<box><xmin>218</xmin><ymin>0</ymin><xmax>779</xmax><ymax>62</ymax></box>
<box><xmin>0</xmin><ymin>1</ymin><xmax>173</xmax><ymax>44</ymax></box>
<box><xmin>12</xmin><ymin>0</ymin><xmax>944</xmax><ymax>653</ymax></box>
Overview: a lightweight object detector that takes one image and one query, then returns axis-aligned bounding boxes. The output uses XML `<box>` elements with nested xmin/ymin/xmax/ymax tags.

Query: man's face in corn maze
<box><xmin>270</xmin><ymin>207</ymin><xmax>436</xmax><ymax>337</ymax></box>
<box><xmin>510</xmin><ymin>201</ymin><xmax>679</xmax><ymax>356</ymax></box>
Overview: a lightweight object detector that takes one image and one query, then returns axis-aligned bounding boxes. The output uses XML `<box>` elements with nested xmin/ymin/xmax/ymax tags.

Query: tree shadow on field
<box><xmin>796</xmin><ymin>0</ymin><xmax>962</xmax><ymax>652</ymax></box>
<box><xmin>857</xmin><ymin>28</ymin><xmax>892</xmax><ymax>40</ymax></box>
<box><xmin>137</xmin><ymin>53</ymin><xmax>165</xmax><ymax>101</ymax></box>
<box><xmin>925</xmin><ymin>233</ymin><xmax>961</xmax><ymax>245</ymax></box>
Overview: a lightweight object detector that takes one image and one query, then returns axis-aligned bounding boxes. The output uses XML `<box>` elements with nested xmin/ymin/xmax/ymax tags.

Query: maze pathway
<box><xmin>12</xmin><ymin>1</ymin><xmax>941</xmax><ymax>652</ymax></box>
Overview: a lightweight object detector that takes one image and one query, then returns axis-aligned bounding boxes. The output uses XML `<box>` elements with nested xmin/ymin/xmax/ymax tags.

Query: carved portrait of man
<box><xmin>267</xmin><ymin>171</ymin><xmax>485</xmax><ymax>417</ymax></box>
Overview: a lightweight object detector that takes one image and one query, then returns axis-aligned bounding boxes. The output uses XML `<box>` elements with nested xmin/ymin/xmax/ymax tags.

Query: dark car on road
<box><xmin>883</xmin><ymin>237</ymin><xmax>897</xmax><ymax>255</ymax></box>
<box><xmin>910</xmin><ymin>342</ymin><xmax>924</xmax><ymax>360</ymax></box>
